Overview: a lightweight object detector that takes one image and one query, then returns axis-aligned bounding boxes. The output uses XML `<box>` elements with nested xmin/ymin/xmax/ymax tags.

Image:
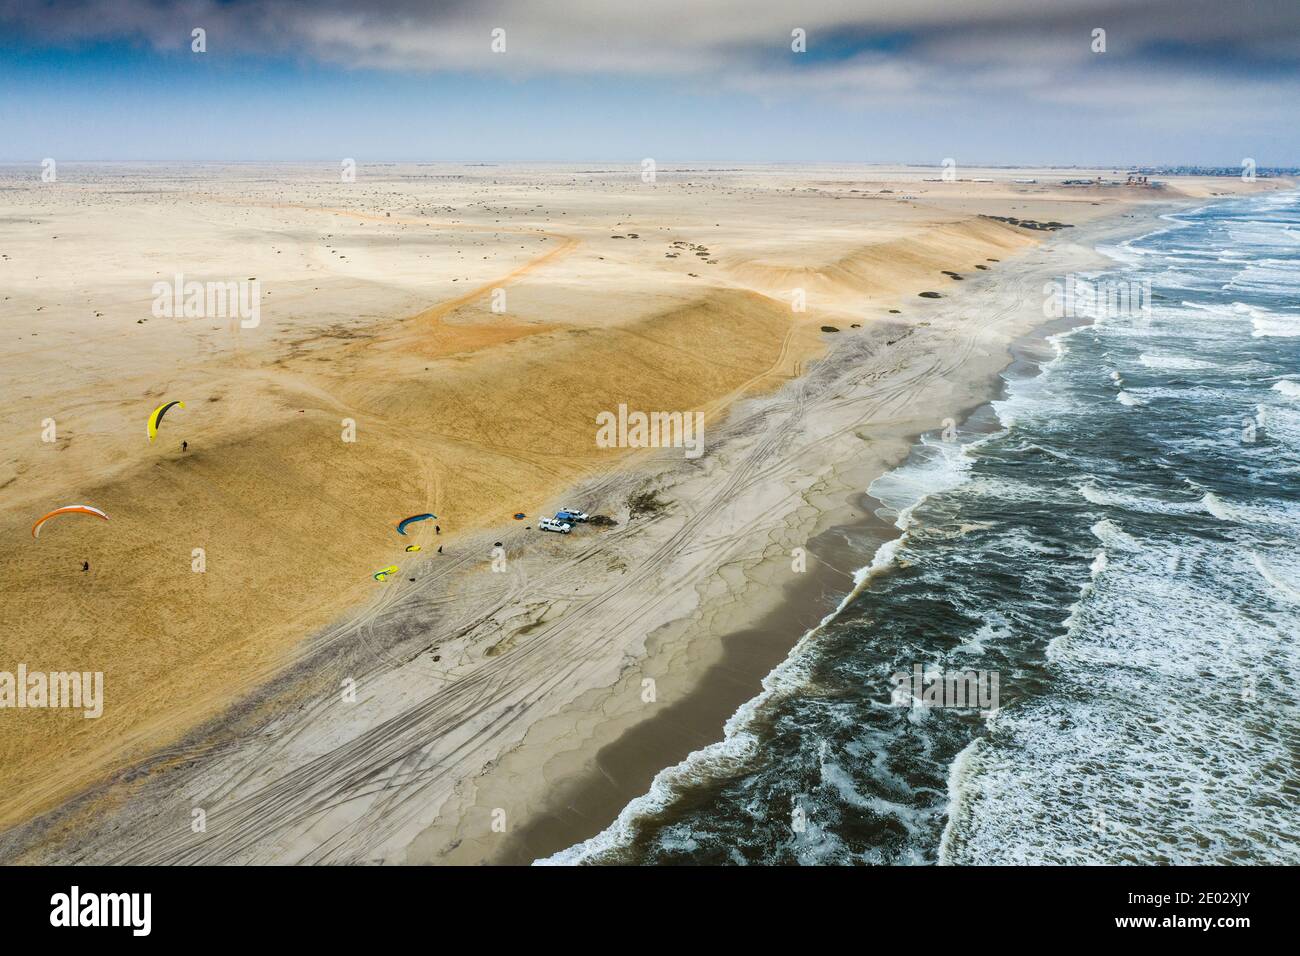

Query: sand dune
<box><xmin>722</xmin><ymin>219</ymin><xmax>1035</xmax><ymax>308</ymax></box>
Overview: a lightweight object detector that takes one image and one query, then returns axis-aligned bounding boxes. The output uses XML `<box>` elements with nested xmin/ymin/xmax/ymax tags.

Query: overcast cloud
<box><xmin>2</xmin><ymin>0</ymin><xmax>1297</xmax><ymax>162</ymax></box>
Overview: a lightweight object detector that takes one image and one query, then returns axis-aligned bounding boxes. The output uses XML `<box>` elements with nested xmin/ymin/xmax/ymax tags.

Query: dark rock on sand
<box><xmin>979</xmin><ymin>214</ymin><xmax>1073</xmax><ymax>232</ymax></box>
<box><xmin>821</xmin><ymin>325</ymin><xmax>840</xmax><ymax>333</ymax></box>
<box><xmin>918</xmin><ymin>291</ymin><xmax>943</xmax><ymax>299</ymax></box>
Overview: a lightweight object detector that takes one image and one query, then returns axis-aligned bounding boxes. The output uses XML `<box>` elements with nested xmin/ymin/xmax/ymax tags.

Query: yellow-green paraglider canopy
<box><xmin>147</xmin><ymin>400</ymin><xmax>185</xmax><ymax>442</ymax></box>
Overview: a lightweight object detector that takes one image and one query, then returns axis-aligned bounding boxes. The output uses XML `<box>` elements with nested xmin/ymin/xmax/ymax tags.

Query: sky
<box><xmin>1</xmin><ymin>0</ymin><xmax>1298</xmax><ymax>165</ymax></box>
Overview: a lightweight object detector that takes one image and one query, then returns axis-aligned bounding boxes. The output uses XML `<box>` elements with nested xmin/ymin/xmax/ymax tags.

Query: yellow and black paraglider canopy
<box><xmin>147</xmin><ymin>400</ymin><xmax>185</xmax><ymax>442</ymax></box>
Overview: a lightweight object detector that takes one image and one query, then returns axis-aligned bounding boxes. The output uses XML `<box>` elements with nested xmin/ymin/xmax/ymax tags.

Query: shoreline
<box><xmin>490</xmin><ymin>202</ymin><xmax>1197</xmax><ymax>865</ymax></box>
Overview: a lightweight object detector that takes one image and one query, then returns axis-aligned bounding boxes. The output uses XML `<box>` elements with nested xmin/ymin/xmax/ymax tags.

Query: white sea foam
<box><xmin>1045</xmin><ymin>562</ymin><xmax>1098</xmax><ymax>656</ymax></box>
<box><xmin>1250</xmin><ymin>552</ymin><xmax>1300</xmax><ymax>603</ymax></box>
<box><xmin>936</xmin><ymin>736</ymin><xmax>987</xmax><ymax>864</ymax></box>
<box><xmin>1042</xmin><ymin>327</ymin><xmax>1078</xmax><ymax>368</ymax></box>
<box><xmin>1228</xmin><ymin>259</ymin><xmax>1300</xmax><ymax>296</ymax></box>
<box><xmin>1115</xmin><ymin>390</ymin><xmax>1144</xmax><ymax>406</ymax></box>
<box><xmin>1176</xmin><ymin>300</ymin><xmax>1262</xmax><ymax>334</ymax></box>
<box><xmin>868</xmin><ymin>434</ymin><xmax>982</xmax><ymax>529</ymax></box>
<box><xmin>1089</xmin><ymin>518</ymin><xmax>1140</xmax><ymax>551</ymax></box>
<box><xmin>1250</xmin><ymin>307</ymin><xmax>1300</xmax><ymax>338</ymax></box>
<box><xmin>952</xmin><ymin>531</ymin><xmax>1300</xmax><ymax>862</ymax></box>
<box><xmin>1077</xmin><ymin>480</ymin><xmax>1166</xmax><ymax>512</ymax></box>
<box><xmin>1076</xmin><ymin>478</ymin><xmax>1269</xmax><ymax>523</ymax></box>
<box><xmin>1078</xmin><ymin>481</ymin><xmax>1112</xmax><ymax>507</ymax></box>
<box><xmin>1200</xmin><ymin>491</ymin><xmax>1240</xmax><ymax>522</ymax></box>
<box><xmin>1227</xmin><ymin>220</ymin><xmax>1300</xmax><ymax>248</ymax></box>
<box><xmin>1047</xmin><ymin>521</ymin><xmax>1125</xmax><ymax>662</ymax></box>
<box><xmin>1138</xmin><ymin>352</ymin><xmax>1219</xmax><ymax>371</ymax></box>
<box><xmin>1273</xmin><ymin>380</ymin><xmax>1300</xmax><ymax>399</ymax></box>
<box><xmin>1257</xmin><ymin>403</ymin><xmax>1300</xmax><ymax>454</ymax></box>
<box><xmin>1093</xmin><ymin>242</ymin><xmax>1146</xmax><ymax>267</ymax></box>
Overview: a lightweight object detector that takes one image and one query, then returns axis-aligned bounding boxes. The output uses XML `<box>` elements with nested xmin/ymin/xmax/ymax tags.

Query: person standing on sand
<box><xmin>182</xmin><ymin>440</ymin><xmax>188</xmax><ymax>452</ymax></box>
<box><xmin>435</xmin><ymin>524</ymin><xmax>440</xmax><ymax>535</ymax></box>
<box><xmin>82</xmin><ymin>561</ymin><xmax>89</xmax><ymax>572</ymax></box>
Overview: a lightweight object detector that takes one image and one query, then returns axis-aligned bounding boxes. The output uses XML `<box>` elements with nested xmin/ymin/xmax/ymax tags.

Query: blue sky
<box><xmin>1</xmin><ymin>0</ymin><xmax>1297</xmax><ymax>165</ymax></box>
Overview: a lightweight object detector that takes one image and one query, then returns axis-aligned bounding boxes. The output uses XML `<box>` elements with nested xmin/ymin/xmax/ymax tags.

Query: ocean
<box><xmin>543</xmin><ymin>191</ymin><xmax>1300</xmax><ymax>865</ymax></box>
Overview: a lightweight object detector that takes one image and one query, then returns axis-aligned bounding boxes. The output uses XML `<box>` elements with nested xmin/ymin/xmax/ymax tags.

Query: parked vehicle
<box><xmin>556</xmin><ymin>508</ymin><xmax>589</xmax><ymax>522</ymax></box>
<box><xmin>539</xmin><ymin>517</ymin><xmax>572</xmax><ymax>534</ymax></box>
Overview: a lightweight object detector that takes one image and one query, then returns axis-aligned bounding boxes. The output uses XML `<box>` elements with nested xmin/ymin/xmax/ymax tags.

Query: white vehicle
<box><xmin>539</xmin><ymin>517</ymin><xmax>572</xmax><ymax>534</ymax></box>
<box><xmin>557</xmin><ymin>507</ymin><xmax>589</xmax><ymax>522</ymax></box>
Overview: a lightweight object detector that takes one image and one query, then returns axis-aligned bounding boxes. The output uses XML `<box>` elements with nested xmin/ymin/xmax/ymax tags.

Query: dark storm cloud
<box><xmin>3</xmin><ymin>0</ymin><xmax>1298</xmax><ymax>117</ymax></box>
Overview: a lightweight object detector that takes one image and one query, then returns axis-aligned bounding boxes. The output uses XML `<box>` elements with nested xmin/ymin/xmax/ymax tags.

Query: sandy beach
<box><xmin>0</xmin><ymin>163</ymin><xmax>1280</xmax><ymax>863</ymax></box>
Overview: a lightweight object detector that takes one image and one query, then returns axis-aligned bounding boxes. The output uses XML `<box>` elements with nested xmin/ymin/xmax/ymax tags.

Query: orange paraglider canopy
<box><xmin>31</xmin><ymin>505</ymin><xmax>109</xmax><ymax>538</ymax></box>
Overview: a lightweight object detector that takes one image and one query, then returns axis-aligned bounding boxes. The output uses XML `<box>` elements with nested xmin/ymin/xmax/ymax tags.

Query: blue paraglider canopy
<box><xmin>397</xmin><ymin>513</ymin><xmax>437</xmax><ymax>535</ymax></box>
